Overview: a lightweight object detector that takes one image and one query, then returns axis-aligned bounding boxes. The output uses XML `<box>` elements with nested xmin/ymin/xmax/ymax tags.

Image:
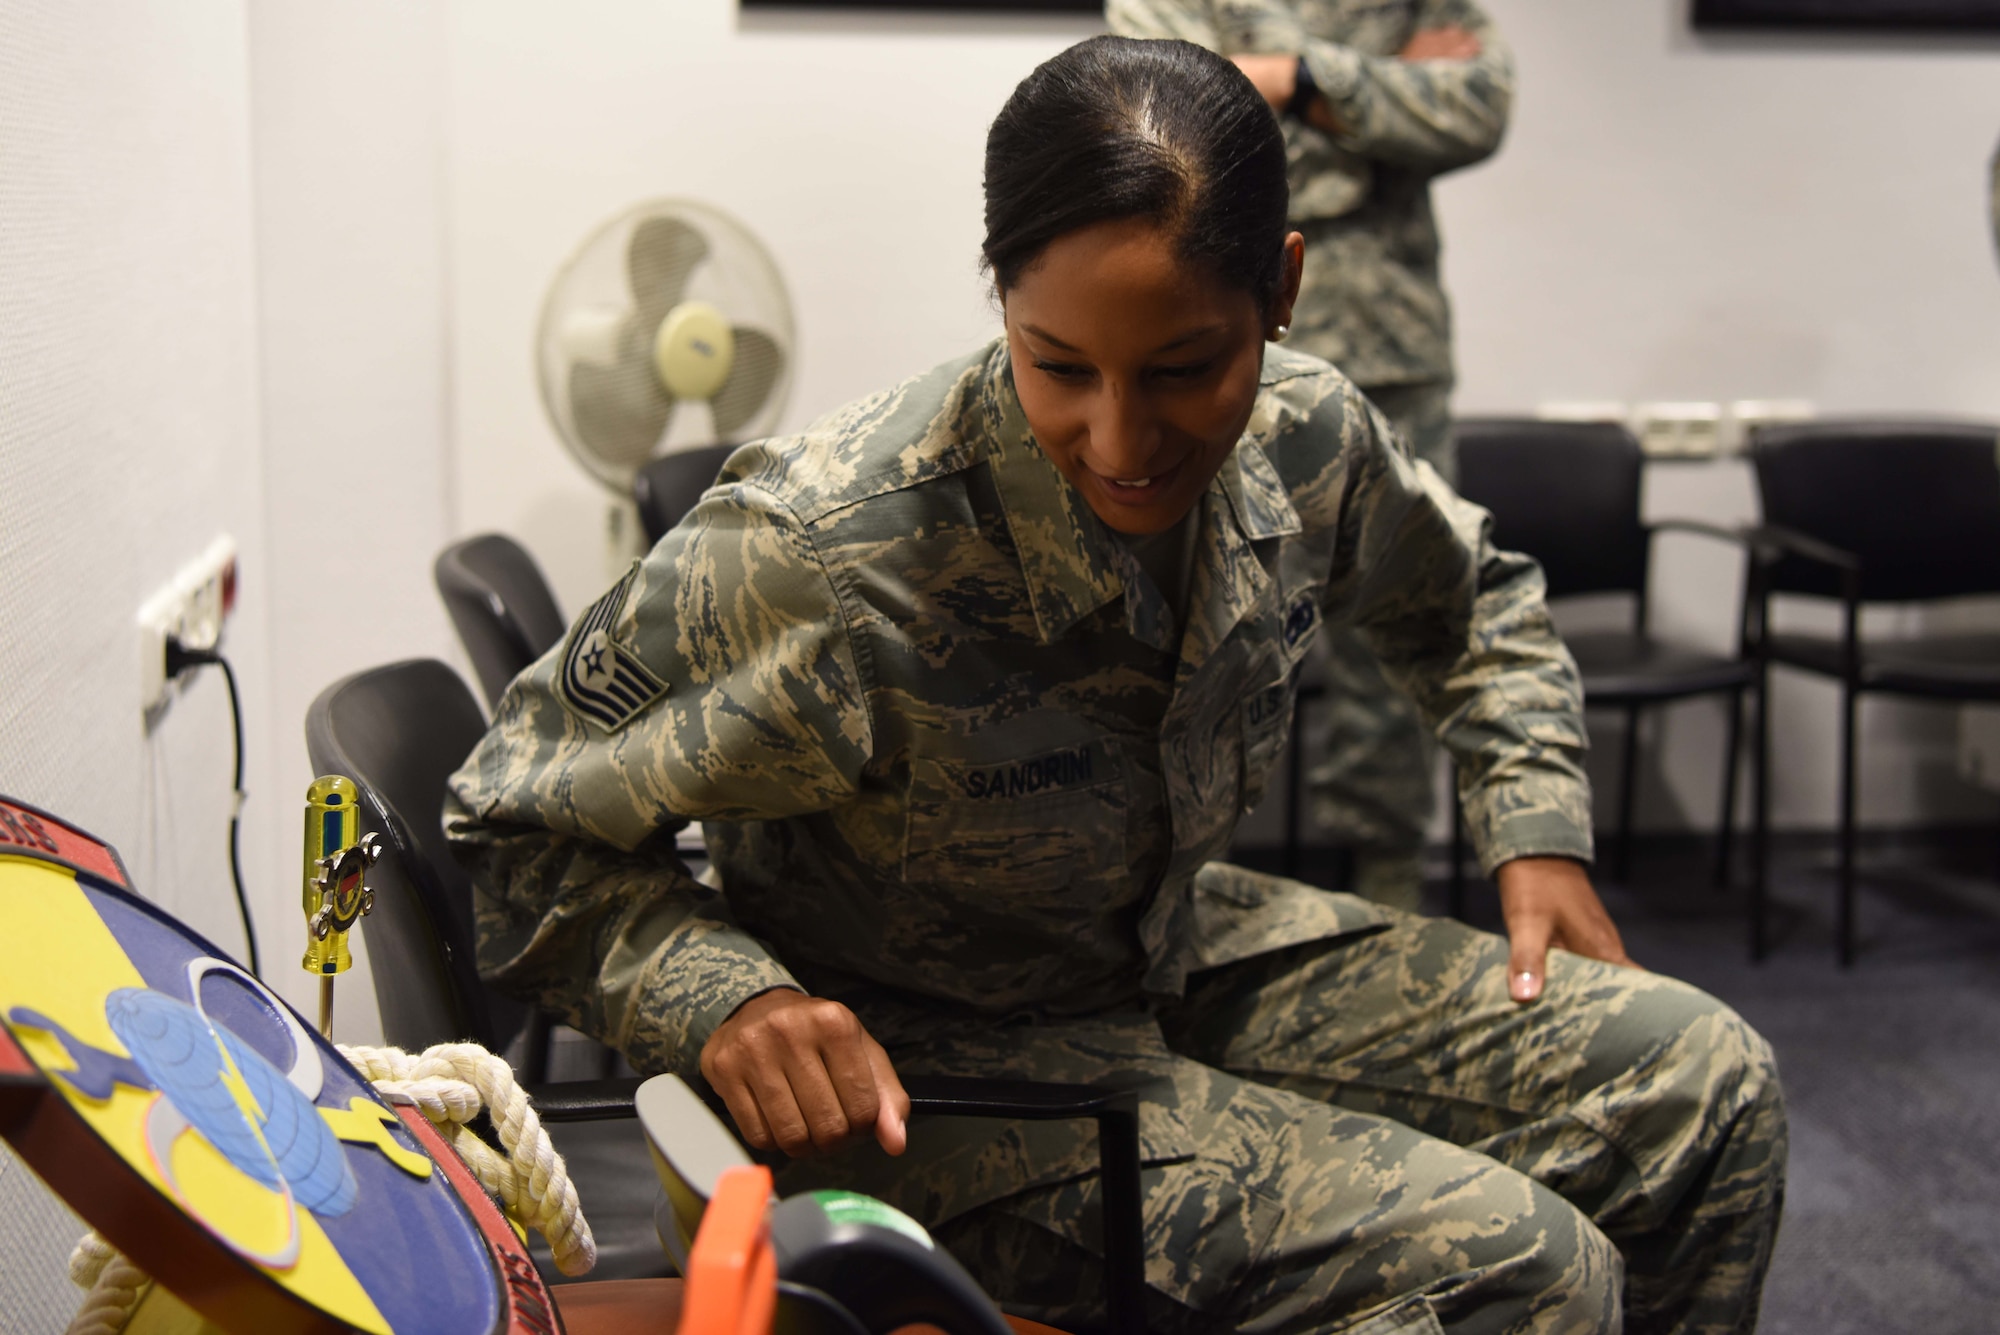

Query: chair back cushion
<box><xmin>633</xmin><ymin>444</ymin><xmax>738</xmax><ymax>549</ymax></box>
<box><xmin>434</xmin><ymin>534</ymin><xmax>567</xmax><ymax>708</ymax></box>
<box><xmin>305</xmin><ymin>659</ymin><xmax>521</xmax><ymax>1053</ymax></box>
<box><xmin>1752</xmin><ymin>420</ymin><xmax>2000</xmax><ymax>602</ymax></box>
<box><xmin>1454</xmin><ymin>418</ymin><xmax>1648</xmax><ymax>599</ymax></box>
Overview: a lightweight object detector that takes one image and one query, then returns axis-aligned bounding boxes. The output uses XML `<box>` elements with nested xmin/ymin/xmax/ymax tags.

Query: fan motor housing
<box><xmin>654</xmin><ymin>302</ymin><xmax>736</xmax><ymax>401</ymax></box>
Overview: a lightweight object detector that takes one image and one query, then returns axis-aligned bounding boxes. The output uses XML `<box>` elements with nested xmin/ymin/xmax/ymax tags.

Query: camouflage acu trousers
<box><xmin>1306</xmin><ymin>381</ymin><xmax>1458</xmax><ymax>867</ymax></box>
<box><xmin>908</xmin><ymin>904</ymin><xmax>1786</xmax><ymax>1335</ymax></box>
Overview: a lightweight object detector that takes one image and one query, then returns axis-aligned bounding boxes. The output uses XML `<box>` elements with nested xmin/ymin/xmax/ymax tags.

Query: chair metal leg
<box><xmin>1839</xmin><ymin>681</ymin><xmax>1859</xmax><ymax>968</ymax></box>
<box><xmin>1448</xmin><ymin>777</ymin><xmax>1468</xmax><ymax>921</ymax></box>
<box><xmin>521</xmin><ymin>1010</ymin><xmax>553</xmax><ymax>1084</ymax></box>
<box><xmin>1751</xmin><ymin>664</ymin><xmax>1771</xmax><ymax>962</ymax></box>
<box><xmin>1615</xmin><ymin>704</ymin><xmax>1641</xmax><ymax>883</ymax></box>
<box><xmin>1714</xmin><ymin>687</ymin><xmax>1744</xmax><ymax>889</ymax></box>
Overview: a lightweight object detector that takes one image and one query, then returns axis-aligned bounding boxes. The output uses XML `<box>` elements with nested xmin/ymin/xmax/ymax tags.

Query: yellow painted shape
<box><xmin>0</xmin><ymin>855</ymin><xmax>139</xmax><ymax>1052</ymax></box>
<box><xmin>164</xmin><ymin>1112</ymin><xmax>299</xmax><ymax>1265</ymax></box>
<box><xmin>125</xmin><ymin>1279</ymin><xmax>225</xmax><ymax>1335</ymax></box>
<box><xmin>0</xmin><ymin>857</ymin><xmax>390</xmax><ymax>1335</ymax></box>
<box><xmin>322</xmin><ymin>1097</ymin><xmax>433</xmax><ymax>1180</ymax></box>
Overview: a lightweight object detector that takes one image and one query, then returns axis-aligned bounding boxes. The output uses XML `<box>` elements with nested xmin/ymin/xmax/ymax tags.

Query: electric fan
<box><xmin>535</xmin><ymin>199</ymin><xmax>795</xmax><ymax>549</ymax></box>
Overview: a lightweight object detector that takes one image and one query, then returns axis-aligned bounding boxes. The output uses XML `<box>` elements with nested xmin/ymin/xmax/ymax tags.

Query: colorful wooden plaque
<box><xmin>0</xmin><ymin>795</ymin><xmax>557</xmax><ymax>1335</ymax></box>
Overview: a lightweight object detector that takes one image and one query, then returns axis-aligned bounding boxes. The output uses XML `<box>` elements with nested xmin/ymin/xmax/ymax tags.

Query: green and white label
<box><xmin>809</xmin><ymin>1190</ymin><xmax>934</xmax><ymax>1250</ymax></box>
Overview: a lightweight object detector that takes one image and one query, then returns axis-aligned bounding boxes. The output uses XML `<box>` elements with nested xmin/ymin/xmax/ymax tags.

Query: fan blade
<box><xmin>627</xmin><ymin>216</ymin><xmax>708</xmax><ymax>327</ymax></box>
<box><xmin>569</xmin><ymin>321</ymin><xmax>676</xmax><ymax>474</ymax></box>
<box><xmin>711</xmin><ymin>326</ymin><xmax>785</xmax><ymax>439</ymax></box>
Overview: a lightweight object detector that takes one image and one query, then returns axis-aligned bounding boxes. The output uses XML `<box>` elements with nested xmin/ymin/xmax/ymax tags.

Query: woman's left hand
<box><xmin>1493</xmin><ymin>856</ymin><xmax>1640</xmax><ymax>1003</ymax></box>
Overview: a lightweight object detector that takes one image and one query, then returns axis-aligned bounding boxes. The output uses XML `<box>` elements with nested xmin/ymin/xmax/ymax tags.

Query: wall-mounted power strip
<box><xmin>138</xmin><ymin>535</ymin><xmax>238</xmax><ymax>717</ymax></box>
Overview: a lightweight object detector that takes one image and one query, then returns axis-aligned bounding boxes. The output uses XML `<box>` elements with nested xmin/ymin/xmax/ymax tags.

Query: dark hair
<box><xmin>983</xmin><ymin>35</ymin><xmax>1290</xmax><ymax>312</ymax></box>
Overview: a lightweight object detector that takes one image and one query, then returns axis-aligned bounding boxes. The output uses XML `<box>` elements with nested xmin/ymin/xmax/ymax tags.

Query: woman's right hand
<box><xmin>699</xmin><ymin>988</ymin><xmax>910</xmax><ymax>1158</ymax></box>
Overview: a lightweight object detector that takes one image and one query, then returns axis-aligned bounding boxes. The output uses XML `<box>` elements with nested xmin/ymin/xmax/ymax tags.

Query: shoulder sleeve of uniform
<box><xmin>1248</xmin><ymin>349</ymin><xmax>1383</xmax><ymax>528</ymax></box>
<box><xmin>451</xmin><ymin>477</ymin><xmax>874</xmax><ymax>855</ymax></box>
<box><xmin>1305</xmin><ymin>381</ymin><xmax>1595</xmax><ymax>872</ymax></box>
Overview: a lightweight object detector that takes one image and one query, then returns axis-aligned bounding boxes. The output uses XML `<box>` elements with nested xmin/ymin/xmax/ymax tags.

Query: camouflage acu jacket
<box><xmin>444</xmin><ymin>341</ymin><xmax>1589</xmax><ymax>1082</ymax></box>
<box><xmin>1108</xmin><ymin>0</ymin><xmax>1515</xmax><ymax>386</ymax></box>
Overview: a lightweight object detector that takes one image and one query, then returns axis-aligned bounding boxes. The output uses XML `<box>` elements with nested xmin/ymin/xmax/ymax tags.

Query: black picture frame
<box><xmin>1693</xmin><ymin>0</ymin><xmax>2000</xmax><ymax>29</ymax></box>
<box><xmin>743</xmin><ymin>0</ymin><xmax>1100</xmax><ymax>10</ymax></box>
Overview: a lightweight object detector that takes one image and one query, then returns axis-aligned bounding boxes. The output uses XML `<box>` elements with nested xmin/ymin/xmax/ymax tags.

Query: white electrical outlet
<box><xmin>1536</xmin><ymin>400</ymin><xmax>1629</xmax><ymax>424</ymax></box>
<box><xmin>1632</xmin><ymin>402</ymin><xmax>1723</xmax><ymax>459</ymax></box>
<box><xmin>138</xmin><ymin>535</ymin><xmax>239</xmax><ymax>716</ymax></box>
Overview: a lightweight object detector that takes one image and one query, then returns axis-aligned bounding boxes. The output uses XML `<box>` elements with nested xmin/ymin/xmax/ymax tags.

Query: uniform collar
<box><xmin>979</xmin><ymin>340</ymin><xmax>1302</xmax><ymax>646</ymax></box>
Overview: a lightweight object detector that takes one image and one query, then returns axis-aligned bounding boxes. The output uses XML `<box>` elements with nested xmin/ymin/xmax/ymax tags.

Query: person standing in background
<box><xmin>1108</xmin><ymin>0</ymin><xmax>1515</xmax><ymax>910</ymax></box>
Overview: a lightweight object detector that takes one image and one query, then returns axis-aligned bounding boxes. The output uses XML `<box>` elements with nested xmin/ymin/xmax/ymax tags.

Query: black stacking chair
<box><xmin>307</xmin><ymin>658</ymin><xmax>1149</xmax><ymax>1328</ymax></box>
<box><xmin>1746</xmin><ymin>420</ymin><xmax>2000</xmax><ymax>966</ymax></box>
<box><xmin>306</xmin><ymin>659</ymin><xmax>620</xmax><ymax>1100</ymax></box>
<box><xmin>633</xmin><ymin>444</ymin><xmax>737</xmax><ymax>549</ymax></box>
<box><xmin>1445</xmin><ymin>420</ymin><xmax>1758</xmax><ymax>912</ymax></box>
<box><xmin>435</xmin><ymin>534</ymin><xmax>568</xmax><ymax>710</ymax></box>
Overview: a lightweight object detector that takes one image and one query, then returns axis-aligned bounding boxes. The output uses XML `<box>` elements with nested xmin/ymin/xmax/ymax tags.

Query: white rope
<box><xmin>63</xmin><ymin>1040</ymin><xmax>597</xmax><ymax>1332</ymax></box>
<box><xmin>63</xmin><ymin>1237</ymin><xmax>148</xmax><ymax>1335</ymax></box>
<box><xmin>338</xmin><ymin>1042</ymin><xmax>596</xmax><ymax>1277</ymax></box>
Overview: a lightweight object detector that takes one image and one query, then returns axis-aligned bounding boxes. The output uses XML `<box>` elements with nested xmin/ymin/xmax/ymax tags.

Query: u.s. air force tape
<box><xmin>557</xmin><ymin>565</ymin><xmax>668</xmax><ymax>732</ymax></box>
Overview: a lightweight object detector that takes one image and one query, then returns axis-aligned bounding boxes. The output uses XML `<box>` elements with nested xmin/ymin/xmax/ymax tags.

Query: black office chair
<box><xmin>436</xmin><ymin>533</ymin><xmax>568</xmax><ymax>710</ymax></box>
<box><xmin>307</xmin><ymin>658</ymin><xmax>1149</xmax><ymax>1329</ymax></box>
<box><xmin>1746</xmin><ymin>420</ymin><xmax>2000</xmax><ymax>966</ymax></box>
<box><xmin>305</xmin><ymin>658</ymin><xmax>621</xmax><ymax>1099</ymax></box>
<box><xmin>633</xmin><ymin>444</ymin><xmax>737</xmax><ymax>549</ymax></box>
<box><xmin>1443</xmin><ymin>420</ymin><xmax>1758</xmax><ymax>910</ymax></box>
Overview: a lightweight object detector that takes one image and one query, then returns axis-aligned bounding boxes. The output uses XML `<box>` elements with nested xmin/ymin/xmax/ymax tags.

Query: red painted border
<box><xmin>0</xmin><ymin>795</ymin><xmax>131</xmax><ymax>889</ymax></box>
<box><xmin>0</xmin><ymin>1019</ymin><xmax>35</xmax><ymax>1080</ymax></box>
<box><xmin>395</xmin><ymin>1106</ymin><xmax>564</xmax><ymax>1335</ymax></box>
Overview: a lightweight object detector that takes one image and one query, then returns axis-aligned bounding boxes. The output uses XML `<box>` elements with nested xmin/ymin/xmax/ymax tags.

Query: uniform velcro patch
<box><xmin>557</xmin><ymin>565</ymin><xmax>668</xmax><ymax>732</ymax></box>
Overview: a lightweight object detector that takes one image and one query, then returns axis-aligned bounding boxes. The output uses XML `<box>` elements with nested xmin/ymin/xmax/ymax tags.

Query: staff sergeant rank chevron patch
<box><xmin>557</xmin><ymin>565</ymin><xmax>668</xmax><ymax>732</ymax></box>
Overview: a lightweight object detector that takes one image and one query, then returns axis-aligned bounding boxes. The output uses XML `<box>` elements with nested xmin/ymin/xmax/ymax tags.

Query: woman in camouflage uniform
<box><xmin>448</xmin><ymin>37</ymin><xmax>1785</xmax><ymax>1335</ymax></box>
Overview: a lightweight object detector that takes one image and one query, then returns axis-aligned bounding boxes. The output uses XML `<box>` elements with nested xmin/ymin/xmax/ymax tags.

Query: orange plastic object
<box><xmin>679</xmin><ymin>1164</ymin><xmax>778</xmax><ymax>1335</ymax></box>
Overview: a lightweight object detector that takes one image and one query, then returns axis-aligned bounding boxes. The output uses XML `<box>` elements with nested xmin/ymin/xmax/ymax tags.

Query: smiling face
<box><xmin>1002</xmin><ymin>216</ymin><xmax>1302</xmax><ymax>535</ymax></box>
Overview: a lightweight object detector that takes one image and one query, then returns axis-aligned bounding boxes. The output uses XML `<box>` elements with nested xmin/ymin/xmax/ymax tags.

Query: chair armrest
<box><xmin>902</xmin><ymin>1075</ymin><xmax>1146</xmax><ymax>1335</ymax></box>
<box><xmin>526</xmin><ymin>1076</ymin><xmax>646</xmax><ymax>1122</ymax></box>
<box><xmin>1741</xmin><ymin>524</ymin><xmax>1863</xmax><ymax>671</ymax></box>
<box><xmin>1746</xmin><ymin>523</ymin><xmax>1860</xmax><ymax>573</ymax></box>
<box><xmin>1646</xmin><ymin>518</ymin><xmax>1754</xmax><ymax>548</ymax></box>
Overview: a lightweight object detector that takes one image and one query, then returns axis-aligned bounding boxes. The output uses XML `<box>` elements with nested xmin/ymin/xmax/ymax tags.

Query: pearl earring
<box><xmin>1271</xmin><ymin>324</ymin><xmax>1290</xmax><ymax>342</ymax></box>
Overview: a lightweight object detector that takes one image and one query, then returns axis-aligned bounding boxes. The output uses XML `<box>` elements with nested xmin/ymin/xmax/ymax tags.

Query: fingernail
<box><xmin>1511</xmin><ymin>971</ymin><xmax>1540</xmax><ymax>1001</ymax></box>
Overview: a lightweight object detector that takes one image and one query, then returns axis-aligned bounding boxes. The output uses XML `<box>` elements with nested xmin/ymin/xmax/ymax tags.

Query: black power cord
<box><xmin>164</xmin><ymin>637</ymin><xmax>259</xmax><ymax>978</ymax></box>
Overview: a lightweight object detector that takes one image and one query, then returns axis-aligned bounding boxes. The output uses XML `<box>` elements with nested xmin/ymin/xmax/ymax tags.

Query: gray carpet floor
<box><xmin>1423</xmin><ymin>834</ymin><xmax>2000</xmax><ymax>1335</ymax></box>
<box><xmin>542</xmin><ymin>834</ymin><xmax>2000</xmax><ymax>1333</ymax></box>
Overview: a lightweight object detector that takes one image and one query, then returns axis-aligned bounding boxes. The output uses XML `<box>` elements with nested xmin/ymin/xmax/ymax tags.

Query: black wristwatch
<box><xmin>1286</xmin><ymin>54</ymin><xmax>1319</xmax><ymax>120</ymax></box>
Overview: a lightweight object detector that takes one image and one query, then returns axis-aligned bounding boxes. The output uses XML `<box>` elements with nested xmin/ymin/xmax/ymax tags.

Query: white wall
<box><xmin>248</xmin><ymin>0</ymin><xmax>460</xmax><ymax>1038</ymax></box>
<box><xmin>0</xmin><ymin>2</ymin><xmax>267</xmax><ymax>1324</ymax></box>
